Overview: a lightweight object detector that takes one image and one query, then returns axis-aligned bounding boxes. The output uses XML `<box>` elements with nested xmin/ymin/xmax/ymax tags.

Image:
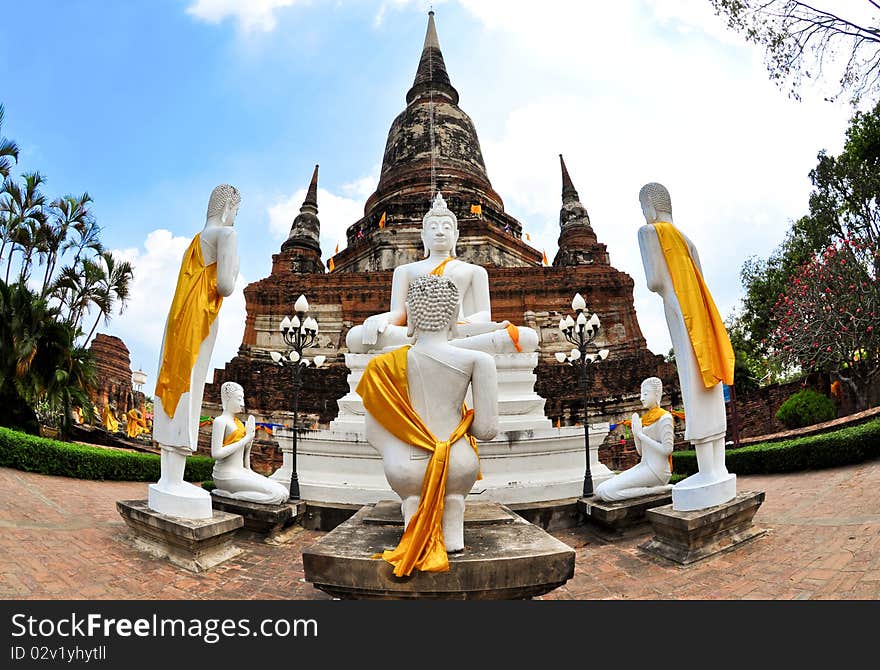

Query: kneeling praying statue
<box><xmin>595</xmin><ymin>377</ymin><xmax>674</xmax><ymax>502</ymax></box>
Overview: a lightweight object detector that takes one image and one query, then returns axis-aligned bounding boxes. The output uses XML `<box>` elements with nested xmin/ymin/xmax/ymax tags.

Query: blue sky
<box><xmin>0</xmin><ymin>0</ymin><xmax>863</xmax><ymax>391</ymax></box>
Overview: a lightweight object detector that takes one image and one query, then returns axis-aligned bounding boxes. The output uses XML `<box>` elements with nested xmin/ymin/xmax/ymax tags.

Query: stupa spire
<box><xmin>303</xmin><ymin>163</ymin><xmax>319</xmax><ymax>212</ymax></box>
<box><xmin>280</xmin><ymin>164</ymin><xmax>325</xmax><ymax>273</ymax></box>
<box><xmin>560</xmin><ymin>154</ymin><xmax>580</xmax><ymax>205</ymax></box>
<box><xmin>406</xmin><ymin>11</ymin><xmax>459</xmax><ymax>105</ymax></box>
<box><xmin>553</xmin><ymin>155</ymin><xmax>609</xmax><ymax>267</ymax></box>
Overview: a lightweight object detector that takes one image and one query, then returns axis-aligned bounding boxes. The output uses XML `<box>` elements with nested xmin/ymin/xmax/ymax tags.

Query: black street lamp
<box><xmin>556</xmin><ymin>292</ymin><xmax>609</xmax><ymax>497</ymax></box>
<box><xmin>270</xmin><ymin>294</ymin><xmax>325</xmax><ymax>501</ymax></box>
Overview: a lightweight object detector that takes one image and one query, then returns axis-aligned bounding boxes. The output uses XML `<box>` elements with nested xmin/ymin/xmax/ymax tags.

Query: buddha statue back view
<box><xmin>357</xmin><ymin>273</ymin><xmax>499</xmax><ymax>574</ymax></box>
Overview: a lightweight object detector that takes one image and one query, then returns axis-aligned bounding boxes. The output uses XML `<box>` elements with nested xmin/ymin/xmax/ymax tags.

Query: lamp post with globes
<box><xmin>270</xmin><ymin>294</ymin><xmax>326</xmax><ymax>501</ymax></box>
<box><xmin>556</xmin><ymin>292</ymin><xmax>609</xmax><ymax>497</ymax></box>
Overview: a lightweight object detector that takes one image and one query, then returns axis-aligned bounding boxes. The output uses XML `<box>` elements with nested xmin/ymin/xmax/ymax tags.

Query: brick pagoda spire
<box><xmin>278</xmin><ymin>164</ymin><xmax>325</xmax><ymax>274</ymax></box>
<box><xmin>333</xmin><ymin>11</ymin><xmax>541</xmax><ymax>272</ymax></box>
<box><xmin>553</xmin><ymin>154</ymin><xmax>609</xmax><ymax>267</ymax></box>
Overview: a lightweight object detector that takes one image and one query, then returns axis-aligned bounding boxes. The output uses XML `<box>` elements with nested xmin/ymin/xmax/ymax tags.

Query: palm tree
<box><xmin>84</xmin><ymin>251</ymin><xmax>134</xmax><ymax>344</ymax></box>
<box><xmin>61</xmin><ymin>195</ymin><xmax>102</xmax><ymax>268</ymax></box>
<box><xmin>1</xmin><ymin>172</ymin><xmax>48</xmax><ymax>284</ymax></box>
<box><xmin>0</xmin><ymin>280</ymin><xmax>97</xmax><ymax>435</ymax></box>
<box><xmin>0</xmin><ymin>104</ymin><xmax>19</xmax><ymax>180</ymax></box>
<box><xmin>0</xmin><ymin>281</ymin><xmax>59</xmax><ymax>432</ymax></box>
<box><xmin>38</xmin><ymin>193</ymin><xmax>93</xmax><ymax>298</ymax></box>
<box><xmin>52</xmin><ymin>258</ymin><xmax>106</xmax><ymax>336</ymax></box>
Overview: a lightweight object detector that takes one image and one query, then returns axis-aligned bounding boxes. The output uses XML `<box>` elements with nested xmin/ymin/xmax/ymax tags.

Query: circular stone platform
<box><xmin>302</xmin><ymin>501</ymin><xmax>575</xmax><ymax>600</ymax></box>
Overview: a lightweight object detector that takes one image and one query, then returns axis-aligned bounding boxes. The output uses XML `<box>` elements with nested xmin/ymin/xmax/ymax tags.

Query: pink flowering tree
<box><xmin>769</xmin><ymin>238</ymin><xmax>880</xmax><ymax>410</ymax></box>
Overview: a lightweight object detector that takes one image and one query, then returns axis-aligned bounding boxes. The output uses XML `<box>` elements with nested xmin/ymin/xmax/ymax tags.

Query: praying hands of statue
<box><xmin>631</xmin><ymin>413</ymin><xmax>643</xmax><ymax>454</ymax></box>
<box><xmin>242</xmin><ymin>414</ymin><xmax>256</xmax><ymax>470</ymax></box>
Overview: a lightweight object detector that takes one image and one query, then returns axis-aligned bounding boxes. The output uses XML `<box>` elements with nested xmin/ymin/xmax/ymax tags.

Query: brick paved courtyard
<box><xmin>2</xmin><ymin>460</ymin><xmax>879</xmax><ymax>600</ymax></box>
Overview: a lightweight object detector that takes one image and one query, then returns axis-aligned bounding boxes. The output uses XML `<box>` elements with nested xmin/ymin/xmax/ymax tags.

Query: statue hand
<box><xmin>362</xmin><ymin>314</ymin><xmax>388</xmax><ymax>345</ymax></box>
<box><xmin>246</xmin><ymin>415</ymin><xmax>256</xmax><ymax>439</ymax></box>
<box><xmin>631</xmin><ymin>413</ymin><xmax>642</xmax><ymax>436</ymax></box>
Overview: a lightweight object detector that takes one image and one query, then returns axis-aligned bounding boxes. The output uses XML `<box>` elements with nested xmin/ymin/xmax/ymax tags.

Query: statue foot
<box><xmin>148</xmin><ymin>482</ymin><xmax>212</xmax><ymax>520</ymax></box>
<box><xmin>672</xmin><ymin>472</ymin><xmax>736</xmax><ymax>512</ymax></box>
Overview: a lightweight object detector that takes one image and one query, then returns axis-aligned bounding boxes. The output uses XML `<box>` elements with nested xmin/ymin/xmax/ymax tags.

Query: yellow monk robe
<box><xmin>356</xmin><ymin>345</ymin><xmax>480</xmax><ymax>577</ymax></box>
<box><xmin>101</xmin><ymin>404</ymin><xmax>119</xmax><ymax>432</ymax></box>
<box><xmin>224</xmin><ymin>417</ymin><xmax>246</xmax><ymax>446</ymax></box>
<box><xmin>430</xmin><ymin>257</ymin><xmax>521</xmax><ymax>351</ymax></box>
<box><xmin>640</xmin><ymin>406</ymin><xmax>673</xmax><ymax>471</ymax></box>
<box><xmin>126</xmin><ymin>409</ymin><xmax>147</xmax><ymax>439</ymax></box>
<box><xmin>653</xmin><ymin>222</ymin><xmax>734</xmax><ymax>388</ymax></box>
<box><xmin>154</xmin><ymin>233</ymin><xmax>223</xmax><ymax>418</ymax></box>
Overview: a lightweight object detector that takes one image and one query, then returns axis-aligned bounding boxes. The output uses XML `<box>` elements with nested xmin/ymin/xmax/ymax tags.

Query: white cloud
<box><xmin>267</xmin><ymin>186</ymin><xmax>365</xmax><ymax>264</ymax></box>
<box><xmin>107</xmin><ymin>229</ymin><xmax>247</xmax><ymax>391</ymax></box>
<box><xmin>460</xmin><ymin>2</ymin><xmax>853</xmax><ymax>355</ymax></box>
<box><xmin>186</xmin><ymin>0</ymin><xmax>300</xmax><ymax>33</ymax></box>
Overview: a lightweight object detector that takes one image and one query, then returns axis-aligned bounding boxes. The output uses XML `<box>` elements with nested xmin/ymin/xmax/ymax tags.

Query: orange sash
<box><xmin>653</xmin><ymin>222</ymin><xmax>734</xmax><ymax>388</ymax></box>
<box><xmin>356</xmin><ymin>345</ymin><xmax>479</xmax><ymax>577</ymax></box>
<box><xmin>223</xmin><ymin>417</ymin><xmax>246</xmax><ymax>446</ymax></box>
<box><xmin>641</xmin><ymin>406</ymin><xmax>672</xmax><ymax>470</ymax></box>
<box><xmin>155</xmin><ymin>234</ymin><xmax>223</xmax><ymax>418</ymax></box>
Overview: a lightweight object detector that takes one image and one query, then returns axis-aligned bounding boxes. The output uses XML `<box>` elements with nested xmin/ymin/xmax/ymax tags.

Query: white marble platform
<box><xmin>270</xmin><ymin>351</ymin><xmax>612</xmax><ymax>506</ymax></box>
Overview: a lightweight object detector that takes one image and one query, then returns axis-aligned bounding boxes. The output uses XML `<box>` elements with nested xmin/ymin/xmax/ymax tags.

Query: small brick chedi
<box><xmin>204</xmin><ymin>13</ymin><xmax>675</xmax><ymax>478</ymax></box>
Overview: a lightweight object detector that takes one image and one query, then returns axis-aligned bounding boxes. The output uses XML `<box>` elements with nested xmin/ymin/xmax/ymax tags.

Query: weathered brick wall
<box><xmin>723</xmin><ymin>373</ymin><xmax>857</xmax><ymax>440</ymax></box>
<box><xmin>88</xmin><ymin>333</ymin><xmax>136</xmax><ymax>415</ymax></box>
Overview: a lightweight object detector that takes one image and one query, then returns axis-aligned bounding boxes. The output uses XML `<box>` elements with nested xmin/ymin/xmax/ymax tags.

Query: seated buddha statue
<box><xmin>345</xmin><ymin>192</ymin><xmax>539</xmax><ymax>355</ymax></box>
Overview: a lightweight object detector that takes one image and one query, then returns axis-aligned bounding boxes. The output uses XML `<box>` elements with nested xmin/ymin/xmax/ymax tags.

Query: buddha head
<box><xmin>638</xmin><ymin>182</ymin><xmax>672</xmax><ymax>224</ymax></box>
<box><xmin>221</xmin><ymin>381</ymin><xmax>245</xmax><ymax>413</ymax></box>
<box><xmin>640</xmin><ymin>377</ymin><xmax>663</xmax><ymax>409</ymax></box>
<box><xmin>207</xmin><ymin>184</ymin><xmax>242</xmax><ymax>226</ymax></box>
<box><xmin>405</xmin><ymin>274</ymin><xmax>460</xmax><ymax>339</ymax></box>
<box><xmin>422</xmin><ymin>192</ymin><xmax>458</xmax><ymax>258</ymax></box>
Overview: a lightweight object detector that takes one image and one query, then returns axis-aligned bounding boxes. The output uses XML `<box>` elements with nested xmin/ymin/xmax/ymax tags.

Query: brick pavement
<box><xmin>1</xmin><ymin>460</ymin><xmax>878</xmax><ymax>600</ymax></box>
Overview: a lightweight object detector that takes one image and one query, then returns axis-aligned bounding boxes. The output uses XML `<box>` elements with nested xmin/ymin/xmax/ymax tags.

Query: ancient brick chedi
<box><xmin>204</xmin><ymin>12</ymin><xmax>675</xmax><ymax>439</ymax></box>
<box><xmin>88</xmin><ymin>333</ymin><xmax>138</xmax><ymax>414</ymax></box>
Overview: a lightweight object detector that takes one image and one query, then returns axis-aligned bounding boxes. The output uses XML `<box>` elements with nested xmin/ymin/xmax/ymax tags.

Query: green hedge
<box><xmin>0</xmin><ymin>426</ymin><xmax>214</xmax><ymax>482</ymax></box>
<box><xmin>672</xmin><ymin>418</ymin><xmax>880</xmax><ymax>476</ymax></box>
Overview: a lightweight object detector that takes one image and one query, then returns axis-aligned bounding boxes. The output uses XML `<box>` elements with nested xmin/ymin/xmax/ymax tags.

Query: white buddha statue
<box><xmin>357</xmin><ymin>273</ymin><xmax>499</xmax><ymax>576</ymax></box>
<box><xmin>637</xmin><ymin>182</ymin><xmax>736</xmax><ymax>511</ymax></box>
<box><xmin>345</xmin><ymin>192</ymin><xmax>539</xmax><ymax>355</ymax></box>
<box><xmin>211</xmin><ymin>382</ymin><xmax>289</xmax><ymax>505</ymax></box>
<box><xmin>149</xmin><ymin>184</ymin><xmax>241</xmax><ymax>519</ymax></box>
<box><xmin>595</xmin><ymin>377</ymin><xmax>674</xmax><ymax>502</ymax></box>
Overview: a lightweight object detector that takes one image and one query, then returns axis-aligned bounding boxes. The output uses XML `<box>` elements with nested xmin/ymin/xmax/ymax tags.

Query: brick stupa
<box><xmin>202</xmin><ymin>12</ymin><xmax>675</xmax><ymax>462</ymax></box>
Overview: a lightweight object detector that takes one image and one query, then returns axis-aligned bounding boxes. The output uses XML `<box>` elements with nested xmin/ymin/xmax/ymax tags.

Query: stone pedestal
<box><xmin>579</xmin><ymin>492</ymin><xmax>672</xmax><ymax>540</ymax></box>
<box><xmin>302</xmin><ymin>501</ymin><xmax>575</xmax><ymax>599</ymax></box>
<box><xmin>639</xmin><ymin>491</ymin><xmax>766</xmax><ymax>565</ymax></box>
<box><xmin>209</xmin><ymin>495</ymin><xmax>305</xmax><ymax>543</ymax></box>
<box><xmin>116</xmin><ymin>499</ymin><xmax>243</xmax><ymax>572</ymax></box>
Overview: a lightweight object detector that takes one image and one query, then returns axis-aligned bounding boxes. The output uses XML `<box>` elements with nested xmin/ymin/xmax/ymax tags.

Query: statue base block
<box><xmin>639</xmin><ymin>491</ymin><xmax>766</xmax><ymax>565</ymax></box>
<box><xmin>302</xmin><ymin>501</ymin><xmax>575</xmax><ymax>599</ymax></box>
<box><xmin>210</xmin><ymin>494</ymin><xmax>305</xmax><ymax>543</ymax></box>
<box><xmin>578</xmin><ymin>492</ymin><xmax>673</xmax><ymax>540</ymax></box>
<box><xmin>116</xmin><ymin>499</ymin><xmax>244</xmax><ymax>572</ymax></box>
